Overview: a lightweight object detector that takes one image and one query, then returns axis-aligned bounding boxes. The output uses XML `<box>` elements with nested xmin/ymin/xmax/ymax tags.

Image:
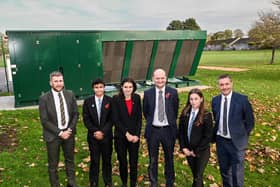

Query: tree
<box><xmin>234</xmin><ymin>29</ymin><xmax>244</xmax><ymax>38</ymax></box>
<box><xmin>182</xmin><ymin>18</ymin><xmax>201</xmax><ymax>30</ymax></box>
<box><xmin>167</xmin><ymin>18</ymin><xmax>201</xmax><ymax>30</ymax></box>
<box><xmin>224</xmin><ymin>29</ymin><xmax>233</xmax><ymax>39</ymax></box>
<box><xmin>0</xmin><ymin>33</ymin><xmax>9</xmax><ymax>56</ymax></box>
<box><xmin>249</xmin><ymin>11</ymin><xmax>280</xmax><ymax>64</ymax></box>
<box><xmin>166</xmin><ymin>20</ymin><xmax>184</xmax><ymax>30</ymax></box>
<box><xmin>210</xmin><ymin>31</ymin><xmax>225</xmax><ymax>40</ymax></box>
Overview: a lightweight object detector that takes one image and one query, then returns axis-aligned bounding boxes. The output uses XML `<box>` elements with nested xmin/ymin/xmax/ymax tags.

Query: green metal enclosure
<box><xmin>7</xmin><ymin>30</ymin><xmax>206</xmax><ymax>107</ymax></box>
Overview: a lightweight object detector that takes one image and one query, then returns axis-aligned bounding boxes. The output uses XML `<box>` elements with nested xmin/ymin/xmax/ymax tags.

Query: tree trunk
<box><xmin>270</xmin><ymin>48</ymin><xmax>275</xmax><ymax>64</ymax></box>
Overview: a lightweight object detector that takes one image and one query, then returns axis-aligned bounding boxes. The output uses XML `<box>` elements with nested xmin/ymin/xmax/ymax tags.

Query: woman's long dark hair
<box><xmin>180</xmin><ymin>88</ymin><xmax>205</xmax><ymax>126</ymax></box>
<box><xmin>118</xmin><ymin>77</ymin><xmax>137</xmax><ymax>98</ymax></box>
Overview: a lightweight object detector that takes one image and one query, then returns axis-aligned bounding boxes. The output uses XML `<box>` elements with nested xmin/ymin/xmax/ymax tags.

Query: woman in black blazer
<box><xmin>112</xmin><ymin>78</ymin><xmax>142</xmax><ymax>187</ymax></box>
<box><xmin>179</xmin><ymin>88</ymin><xmax>213</xmax><ymax>187</ymax></box>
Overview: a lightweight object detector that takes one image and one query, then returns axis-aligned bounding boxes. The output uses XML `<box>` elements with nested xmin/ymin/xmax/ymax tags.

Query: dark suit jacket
<box><xmin>211</xmin><ymin>92</ymin><xmax>254</xmax><ymax>150</ymax></box>
<box><xmin>83</xmin><ymin>95</ymin><xmax>113</xmax><ymax>140</ymax></box>
<box><xmin>112</xmin><ymin>94</ymin><xmax>142</xmax><ymax>138</ymax></box>
<box><xmin>143</xmin><ymin>86</ymin><xmax>179</xmax><ymax>140</ymax></box>
<box><xmin>179</xmin><ymin>111</ymin><xmax>213</xmax><ymax>155</ymax></box>
<box><xmin>39</xmin><ymin>90</ymin><xmax>79</xmax><ymax>142</ymax></box>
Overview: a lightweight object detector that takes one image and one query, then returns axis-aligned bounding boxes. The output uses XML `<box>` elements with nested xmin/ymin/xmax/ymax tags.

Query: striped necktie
<box><xmin>58</xmin><ymin>92</ymin><xmax>66</xmax><ymax>126</ymax></box>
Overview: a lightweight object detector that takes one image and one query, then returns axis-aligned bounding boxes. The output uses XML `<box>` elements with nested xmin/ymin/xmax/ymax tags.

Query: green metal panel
<box><xmin>146</xmin><ymin>40</ymin><xmax>158</xmax><ymax>80</ymax></box>
<box><xmin>34</xmin><ymin>33</ymin><xmax>60</xmax><ymax>94</ymax></box>
<box><xmin>76</xmin><ymin>33</ymin><xmax>102</xmax><ymax>95</ymax></box>
<box><xmin>9</xmin><ymin>32</ymin><xmax>38</xmax><ymax>106</ymax></box>
<box><xmin>121</xmin><ymin>41</ymin><xmax>133</xmax><ymax>79</ymax></box>
<box><xmin>101</xmin><ymin>30</ymin><xmax>206</xmax><ymax>41</ymax></box>
<box><xmin>58</xmin><ymin>33</ymin><xmax>81</xmax><ymax>94</ymax></box>
<box><xmin>189</xmin><ymin>39</ymin><xmax>206</xmax><ymax>75</ymax></box>
<box><xmin>168</xmin><ymin>40</ymin><xmax>183</xmax><ymax>78</ymax></box>
<box><xmin>9</xmin><ymin>32</ymin><xmax>59</xmax><ymax>106</ymax></box>
<box><xmin>58</xmin><ymin>32</ymin><xmax>102</xmax><ymax>96</ymax></box>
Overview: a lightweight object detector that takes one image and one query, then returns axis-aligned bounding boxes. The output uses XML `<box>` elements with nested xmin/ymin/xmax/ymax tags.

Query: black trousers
<box><xmin>114</xmin><ymin>137</ymin><xmax>140</xmax><ymax>187</ymax></box>
<box><xmin>46</xmin><ymin>136</ymin><xmax>77</xmax><ymax>187</ymax></box>
<box><xmin>147</xmin><ymin>126</ymin><xmax>175</xmax><ymax>187</ymax></box>
<box><xmin>187</xmin><ymin>148</ymin><xmax>210</xmax><ymax>187</ymax></box>
<box><xmin>88</xmin><ymin>137</ymin><xmax>112</xmax><ymax>187</ymax></box>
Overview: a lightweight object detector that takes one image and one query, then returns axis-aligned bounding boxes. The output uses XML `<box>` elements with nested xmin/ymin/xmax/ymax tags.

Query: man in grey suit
<box><xmin>39</xmin><ymin>71</ymin><xmax>79</xmax><ymax>187</ymax></box>
<box><xmin>212</xmin><ymin>74</ymin><xmax>254</xmax><ymax>187</ymax></box>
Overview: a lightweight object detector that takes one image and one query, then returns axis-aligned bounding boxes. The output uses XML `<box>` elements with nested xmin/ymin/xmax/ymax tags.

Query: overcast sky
<box><xmin>0</xmin><ymin>0</ymin><xmax>276</xmax><ymax>35</ymax></box>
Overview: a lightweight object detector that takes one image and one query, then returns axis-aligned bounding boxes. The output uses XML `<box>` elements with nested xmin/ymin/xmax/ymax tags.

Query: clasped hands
<box><xmin>125</xmin><ymin>132</ymin><xmax>139</xmax><ymax>143</ymax></box>
<box><xmin>59</xmin><ymin>128</ymin><xmax>72</xmax><ymax>139</ymax></box>
<box><xmin>182</xmin><ymin>148</ymin><xmax>196</xmax><ymax>157</ymax></box>
<box><xmin>94</xmin><ymin>131</ymin><xmax>104</xmax><ymax>140</ymax></box>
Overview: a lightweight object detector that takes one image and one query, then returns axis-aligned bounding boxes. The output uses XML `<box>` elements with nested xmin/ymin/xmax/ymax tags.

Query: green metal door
<box><xmin>58</xmin><ymin>32</ymin><xmax>102</xmax><ymax>96</ymax></box>
<box><xmin>58</xmin><ymin>33</ymin><xmax>80</xmax><ymax>94</ymax></box>
<box><xmin>78</xmin><ymin>33</ymin><xmax>102</xmax><ymax>95</ymax></box>
<box><xmin>9</xmin><ymin>32</ymin><xmax>59</xmax><ymax>106</ymax></box>
<box><xmin>10</xmin><ymin>33</ymin><xmax>37</xmax><ymax>106</ymax></box>
<box><xmin>34</xmin><ymin>33</ymin><xmax>60</xmax><ymax>94</ymax></box>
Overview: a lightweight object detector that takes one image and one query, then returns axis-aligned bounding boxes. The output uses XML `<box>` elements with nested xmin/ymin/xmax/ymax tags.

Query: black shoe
<box><xmin>67</xmin><ymin>184</ymin><xmax>78</xmax><ymax>187</ymax></box>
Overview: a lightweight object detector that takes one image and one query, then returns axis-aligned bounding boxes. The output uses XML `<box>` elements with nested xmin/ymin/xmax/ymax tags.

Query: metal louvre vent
<box><xmin>153</xmin><ymin>40</ymin><xmax>176</xmax><ymax>73</ymax></box>
<box><xmin>103</xmin><ymin>41</ymin><xmax>126</xmax><ymax>82</ymax></box>
<box><xmin>175</xmin><ymin>40</ymin><xmax>199</xmax><ymax>76</ymax></box>
<box><xmin>128</xmin><ymin>41</ymin><xmax>153</xmax><ymax>81</ymax></box>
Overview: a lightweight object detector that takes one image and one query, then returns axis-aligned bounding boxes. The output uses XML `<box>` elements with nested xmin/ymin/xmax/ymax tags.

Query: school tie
<box><xmin>158</xmin><ymin>90</ymin><xmax>164</xmax><ymax>122</ymax></box>
<box><xmin>58</xmin><ymin>92</ymin><xmax>66</xmax><ymax>126</ymax></box>
<box><xmin>223</xmin><ymin>97</ymin><xmax>228</xmax><ymax>135</ymax></box>
<box><xmin>188</xmin><ymin>111</ymin><xmax>196</xmax><ymax>142</ymax></box>
<box><xmin>97</xmin><ymin>98</ymin><xmax>102</xmax><ymax>123</ymax></box>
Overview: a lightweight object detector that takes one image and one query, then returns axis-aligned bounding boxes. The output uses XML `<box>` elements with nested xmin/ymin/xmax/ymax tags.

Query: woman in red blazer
<box><xmin>112</xmin><ymin>78</ymin><xmax>142</xmax><ymax>187</ymax></box>
<box><xmin>179</xmin><ymin>88</ymin><xmax>213</xmax><ymax>187</ymax></box>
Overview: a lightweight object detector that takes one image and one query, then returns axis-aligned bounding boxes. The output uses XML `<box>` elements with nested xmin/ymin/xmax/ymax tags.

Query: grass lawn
<box><xmin>0</xmin><ymin>56</ymin><xmax>4</xmax><ymax>67</ymax></box>
<box><xmin>0</xmin><ymin>50</ymin><xmax>279</xmax><ymax>186</ymax></box>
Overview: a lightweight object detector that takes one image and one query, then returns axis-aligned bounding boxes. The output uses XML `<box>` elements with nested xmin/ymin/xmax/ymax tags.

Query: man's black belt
<box><xmin>152</xmin><ymin>125</ymin><xmax>169</xmax><ymax>129</ymax></box>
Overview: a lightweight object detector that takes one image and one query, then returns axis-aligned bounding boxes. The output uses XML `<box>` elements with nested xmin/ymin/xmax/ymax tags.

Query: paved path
<box><xmin>198</xmin><ymin>66</ymin><xmax>249</xmax><ymax>72</ymax></box>
<box><xmin>0</xmin><ymin>67</ymin><xmax>13</xmax><ymax>92</ymax></box>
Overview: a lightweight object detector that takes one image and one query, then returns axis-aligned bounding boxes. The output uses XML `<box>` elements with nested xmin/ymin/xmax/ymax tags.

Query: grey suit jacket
<box><xmin>39</xmin><ymin>90</ymin><xmax>79</xmax><ymax>142</ymax></box>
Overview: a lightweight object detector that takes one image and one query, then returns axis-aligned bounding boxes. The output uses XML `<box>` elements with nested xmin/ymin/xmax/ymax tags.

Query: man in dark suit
<box><xmin>212</xmin><ymin>74</ymin><xmax>254</xmax><ymax>187</ymax></box>
<box><xmin>143</xmin><ymin>68</ymin><xmax>179</xmax><ymax>187</ymax></box>
<box><xmin>83</xmin><ymin>78</ymin><xmax>113</xmax><ymax>187</ymax></box>
<box><xmin>39</xmin><ymin>71</ymin><xmax>79</xmax><ymax>187</ymax></box>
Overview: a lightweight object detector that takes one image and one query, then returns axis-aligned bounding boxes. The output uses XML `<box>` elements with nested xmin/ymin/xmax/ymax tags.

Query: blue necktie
<box><xmin>97</xmin><ymin>98</ymin><xmax>102</xmax><ymax>123</ymax></box>
<box><xmin>223</xmin><ymin>97</ymin><xmax>228</xmax><ymax>135</ymax></box>
<box><xmin>188</xmin><ymin>111</ymin><xmax>196</xmax><ymax>142</ymax></box>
